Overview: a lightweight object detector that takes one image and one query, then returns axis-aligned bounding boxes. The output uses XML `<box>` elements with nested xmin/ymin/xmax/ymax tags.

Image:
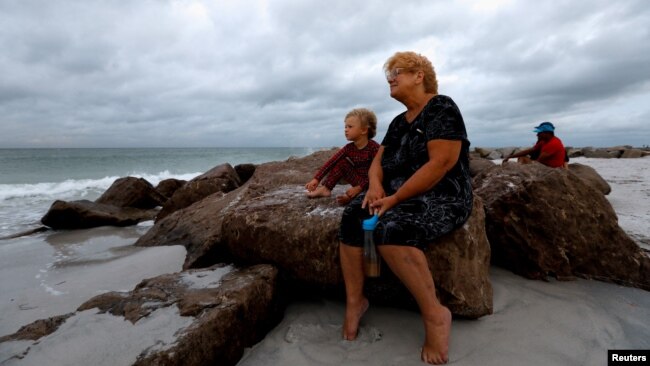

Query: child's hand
<box><xmin>305</xmin><ymin>178</ymin><xmax>319</xmax><ymax>192</ymax></box>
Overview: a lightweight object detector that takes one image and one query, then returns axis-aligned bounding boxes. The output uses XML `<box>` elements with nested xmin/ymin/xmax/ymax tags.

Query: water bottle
<box><xmin>362</xmin><ymin>214</ymin><xmax>380</xmax><ymax>277</ymax></box>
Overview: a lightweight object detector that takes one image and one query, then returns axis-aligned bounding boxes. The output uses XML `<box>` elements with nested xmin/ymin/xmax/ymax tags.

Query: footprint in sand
<box><xmin>284</xmin><ymin>323</ymin><xmax>383</xmax><ymax>364</ymax></box>
<box><xmin>285</xmin><ymin>323</ymin><xmax>382</xmax><ymax>344</ymax></box>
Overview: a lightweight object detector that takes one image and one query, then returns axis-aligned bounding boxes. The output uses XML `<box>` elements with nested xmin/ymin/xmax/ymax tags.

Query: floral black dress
<box><xmin>339</xmin><ymin>95</ymin><xmax>473</xmax><ymax>249</ymax></box>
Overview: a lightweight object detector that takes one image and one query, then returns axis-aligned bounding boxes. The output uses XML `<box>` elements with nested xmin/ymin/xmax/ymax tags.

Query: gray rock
<box><xmin>468</xmin><ymin>158</ymin><xmax>496</xmax><ymax>177</ymax></box>
<box><xmin>0</xmin><ymin>314</ymin><xmax>73</xmax><ymax>342</ymax></box>
<box><xmin>620</xmin><ymin>149</ymin><xmax>645</xmax><ymax>158</ymax></box>
<box><xmin>0</xmin><ymin>264</ymin><xmax>282</xmax><ymax>366</ymax></box>
<box><xmin>96</xmin><ymin>177</ymin><xmax>166</xmax><ymax>209</ymax></box>
<box><xmin>486</xmin><ymin>150</ymin><xmax>502</xmax><ymax>160</ymax></box>
<box><xmin>473</xmin><ymin>163</ymin><xmax>649</xmax><ymax>290</ymax></box>
<box><xmin>137</xmin><ymin>149</ymin><xmax>338</xmax><ymax>269</ymax></box>
<box><xmin>41</xmin><ymin>200</ymin><xmax>157</xmax><ymax>230</ymax></box>
<box><xmin>156</xmin><ymin>163</ymin><xmax>241</xmax><ymax>221</ymax></box>
<box><xmin>234</xmin><ymin>163</ymin><xmax>256</xmax><ymax>184</ymax></box>
<box><xmin>474</xmin><ymin>147</ymin><xmax>493</xmax><ymax>158</ymax></box>
<box><xmin>222</xmin><ymin>187</ymin><xmax>492</xmax><ymax>318</ymax></box>
<box><xmin>155</xmin><ymin>178</ymin><xmax>187</xmax><ymax>200</ymax></box>
<box><xmin>496</xmin><ymin>147</ymin><xmax>517</xmax><ymax>159</ymax></box>
<box><xmin>138</xmin><ymin>149</ymin><xmax>493</xmax><ymax>318</ymax></box>
<box><xmin>567</xmin><ymin>148</ymin><xmax>583</xmax><ymax>158</ymax></box>
<box><xmin>91</xmin><ymin>264</ymin><xmax>281</xmax><ymax>366</ymax></box>
<box><xmin>568</xmin><ymin>163</ymin><xmax>611</xmax><ymax>195</ymax></box>
<box><xmin>583</xmin><ymin>148</ymin><xmax>614</xmax><ymax>158</ymax></box>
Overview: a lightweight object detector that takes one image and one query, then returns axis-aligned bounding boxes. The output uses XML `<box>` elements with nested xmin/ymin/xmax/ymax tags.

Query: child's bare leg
<box><xmin>306</xmin><ymin>185</ymin><xmax>332</xmax><ymax>198</ymax></box>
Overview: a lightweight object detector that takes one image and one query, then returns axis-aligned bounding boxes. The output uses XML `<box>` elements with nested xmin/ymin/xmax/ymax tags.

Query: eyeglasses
<box><xmin>385</xmin><ymin>67</ymin><xmax>408</xmax><ymax>80</ymax></box>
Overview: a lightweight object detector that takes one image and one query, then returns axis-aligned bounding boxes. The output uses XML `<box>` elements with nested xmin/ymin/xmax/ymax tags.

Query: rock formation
<box><xmin>0</xmin><ymin>264</ymin><xmax>282</xmax><ymax>366</ymax></box>
<box><xmin>155</xmin><ymin>178</ymin><xmax>187</xmax><ymax>200</ymax></box>
<box><xmin>41</xmin><ymin>200</ymin><xmax>158</xmax><ymax>230</ymax></box>
<box><xmin>95</xmin><ymin>176</ymin><xmax>166</xmax><ymax>209</ymax></box>
<box><xmin>568</xmin><ymin>163</ymin><xmax>611</xmax><ymax>195</ymax></box>
<box><xmin>155</xmin><ymin>163</ymin><xmax>241</xmax><ymax>221</ymax></box>
<box><xmin>473</xmin><ymin>163</ymin><xmax>649</xmax><ymax>290</ymax></box>
<box><xmin>138</xmin><ymin>149</ymin><xmax>493</xmax><ymax>318</ymax></box>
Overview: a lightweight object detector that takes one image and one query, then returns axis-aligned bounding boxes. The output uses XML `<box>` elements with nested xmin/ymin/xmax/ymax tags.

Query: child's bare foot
<box><xmin>336</xmin><ymin>186</ymin><xmax>362</xmax><ymax>205</ymax></box>
<box><xmin>342</xmin><ymin>297</ymin><xmax>369</xmax><ymax>340</ymax></box>
<box><xmin>336</xmin><ymin>194</ymin><xmax>352</xmax><ymax>205</ymax></box>
<box><xmin>306</xmin><ymin>186</ymin><xmax>331</xmax><ymax>198</ymax></box>
<box><xmin>421</xmin><ymin>305</ymin><xmax>451</xmax><ymax>364</ymax></box>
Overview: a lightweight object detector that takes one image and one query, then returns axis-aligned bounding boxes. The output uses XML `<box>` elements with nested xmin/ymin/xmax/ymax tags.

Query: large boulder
<box><xmin>138</xmin><ymin>149</ymin><xmax>493</xmax><ymax>318</ymax></box>
<box><xmin>568</xmin><ymin>163</ymin><xmax>611</xmax><ymax>195</ymax></box>
<box><xmin>222</xmin><ymin>187</ymin><xmax>493</xmax><ymax>318</ymax></box>
<box><xmin>0</xmin><ymin>314</ymin><xmax>73</xmax><ymax>342</ymax></box>
<box><xmin>473</xmin><ymin>163</ymin><xmax>650</xmax><ymax>290</ymax></box>
<box><xmin>620</xmin><ymin>149</ymin><xmax>645</xmax><ymax>158</ymax></box>
<box><xmin>469</xmin><ymin>157</ymin><xmax>496</xmax><ymax>177</ymax></box>
<box><xmin>41</xmin><ymin>200</ymin><xmax>157</xmax><ymax>230</ymax></box>
<box><xmin>136</xmin><ymin>149</ymin><xmax>338</xmax><ymax>268</ymax></box>
<box><xmin>567</xmin><ymin>148</ymin><xmax>583</xmax><ymax>158</ymax></box>
<box><xmin>0</xmin><ymin>264</ymin><xmax>282</xmax><ymax>366</ymax></box>
<box><xmin>156</xmin><ymin>163</ymin><xmax>242</xmax><ymax>221</ymax></box>
<box><xmin>424</xmin><ymin>197</ymin><xmax>493</xmax><ymax>317</ymax></box>
<box><xmin>234</xmin><ymin>163</ymin><xmax>257</xmax><ymax>184</ymax></box>
<box><xmin>95</xmin><ymin>177</ymin><xmax>166</xmax><ymax>209</ymax></box>
<box><xmin>583</xmin><ymin>148</ymin><xmax>617</xmax><ymax>158</ymax></box>
<box><xmin>155</xmin><ymin>178</ymin><xmax>187</xmax><ymax>200</ymax></box>
<box><xmin>496</xmin><ymin>147</ymin><xmax>518</xmax><ymax>159</ymax></box>
<box><xmin>222</xmin><ymin>185</ymin><xmax>343</xmax><ymax>285</ymax></box>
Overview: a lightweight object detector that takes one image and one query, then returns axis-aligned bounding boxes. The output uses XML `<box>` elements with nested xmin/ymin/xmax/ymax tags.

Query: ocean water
<box><xmin>0</xmin><ymin>148</ymin><xmax>316</xmax><ymax>238</ymax></box>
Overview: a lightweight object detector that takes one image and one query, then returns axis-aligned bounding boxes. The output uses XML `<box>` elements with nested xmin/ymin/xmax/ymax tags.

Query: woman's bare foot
<box><xmin>342</xmin><ymin>297</ymin><xmax>369</xmax><ymax>340</ymax></box>
<box><xmin>306</xmin><ymin>185</ymin><xmax>332</xmax><ymax>198</ymax></box>
<box><xmin>421</xmin><ymin>305</ymin><xmax>451</xmax><ymax>364</ymax></box>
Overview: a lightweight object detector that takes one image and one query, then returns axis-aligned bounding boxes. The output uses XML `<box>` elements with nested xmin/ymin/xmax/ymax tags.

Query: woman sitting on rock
<box><xmin>338</xmin><ymin>51</ymin><xmax>473</xmax><ymax>365</ymax></box>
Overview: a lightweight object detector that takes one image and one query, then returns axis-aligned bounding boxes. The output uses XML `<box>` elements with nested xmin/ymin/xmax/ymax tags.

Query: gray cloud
<box><xmin>1</xmin><ymin>0</ymin><xmax>648</xmax><ymax>148</ymax></box>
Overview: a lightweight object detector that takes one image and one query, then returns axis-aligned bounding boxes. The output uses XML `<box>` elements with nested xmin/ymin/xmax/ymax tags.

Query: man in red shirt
<box><xmin>503</xmin><ymin>122</ymin><xmax>567</xmax><ymax>168</ymax></box>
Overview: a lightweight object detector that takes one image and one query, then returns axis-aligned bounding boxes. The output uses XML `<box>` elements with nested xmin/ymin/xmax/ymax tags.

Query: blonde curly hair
<box><xmin>383</xmin><ymin>51</ymin><xmax>438</xmax><ymax>94</ymax></box>
<box><xmin>345</xmin><ymin>108</ymin><xmax>377</xmax><ymax>139</ymax></box>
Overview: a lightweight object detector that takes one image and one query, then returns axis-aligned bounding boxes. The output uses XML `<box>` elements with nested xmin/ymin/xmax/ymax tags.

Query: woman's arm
<box><xmin>369</xmin><ymin>139</ymin><xmax>461</xmax><ymax>216</ymax></box>
<box><xmin>362</xmin><ymin>146</ymin><xmax>386</xmax><ymax>210</ymax></box>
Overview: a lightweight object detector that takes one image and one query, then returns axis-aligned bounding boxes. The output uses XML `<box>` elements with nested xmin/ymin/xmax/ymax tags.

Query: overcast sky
<box><xmin>1</xmin><ymin>0</ymin><xmax>649</xmax><ymax>149</ymax></box>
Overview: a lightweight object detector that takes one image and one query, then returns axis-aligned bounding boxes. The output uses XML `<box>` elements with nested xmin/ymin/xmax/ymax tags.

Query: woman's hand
<box><xmin>362</xmin><ymin>184</ymin><xmax>386</xmax><ymax>214</ymax></box>
<box><xmin>369</xmin><ymin>195</ymin><xmax>399</xmax><ymax>217</ymax></box>
<box><xmin>305</xmin><ymin>178</ymin><xmax>319</xmax><ymax>192</ymax></box>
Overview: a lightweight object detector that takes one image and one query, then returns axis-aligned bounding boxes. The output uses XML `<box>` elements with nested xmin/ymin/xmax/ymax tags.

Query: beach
<box><xmin>0</xmin><ymin>155</ymin><xmax>648</xmax><ymax>365</ymax></box>
<box><xmin>238</xmin><ymin>267</ymin><xmax>649</xmax><ymax>366</ymax></box>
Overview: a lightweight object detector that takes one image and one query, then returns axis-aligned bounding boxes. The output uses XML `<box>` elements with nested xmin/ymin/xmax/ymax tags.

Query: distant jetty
<box><xmin>471</xmin><ymin>145</ymin><xmax>649</xmax><ymax>160</ymax></box>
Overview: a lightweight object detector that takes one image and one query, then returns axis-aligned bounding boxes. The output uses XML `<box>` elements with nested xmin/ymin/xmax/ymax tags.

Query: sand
<box><xmin>0</xmin><ymin>157</ymin><xmax>648</xmax><ymax>365</ymax></box>
<box><xmin>238</xmin><ymin>267</ymin><xmax>649</xmax><ymax>366</ymax></box>
<box><xmin>0</xmin><ymin>223</ymin><xmax>186</xmax><ymax>337</ymax></box>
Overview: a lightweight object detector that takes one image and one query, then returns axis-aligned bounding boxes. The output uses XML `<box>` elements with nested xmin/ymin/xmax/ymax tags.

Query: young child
<box><xmin>305</xmin><ymin>108</ymin><xmax>380</xmax><ymax>205</ymax></box>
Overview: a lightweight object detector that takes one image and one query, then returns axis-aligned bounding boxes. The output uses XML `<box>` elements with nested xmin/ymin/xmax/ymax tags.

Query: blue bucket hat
<box><xmin>533</xmin><ymin>121</ymin><xmax>555</xmax><ymax>133</ymax></box>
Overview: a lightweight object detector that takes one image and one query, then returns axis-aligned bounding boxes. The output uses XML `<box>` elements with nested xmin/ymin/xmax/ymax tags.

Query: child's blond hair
<box><xmin>345</xmin><ymin>108</ymin><xmax>377</xmax><ymax>139</ymax></box>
